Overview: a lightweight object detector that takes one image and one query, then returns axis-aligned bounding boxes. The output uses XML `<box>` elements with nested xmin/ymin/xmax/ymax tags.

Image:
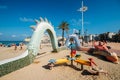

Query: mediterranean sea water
<box><xmin>0</xmin><ymin>41</ymin><xmax>27</xmax><ymax>46</ymax></box>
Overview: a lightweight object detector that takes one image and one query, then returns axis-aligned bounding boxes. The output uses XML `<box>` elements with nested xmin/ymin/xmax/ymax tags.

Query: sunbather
<box><xmin>78</xmin><ymin>40</ymin><xmax>119</xmax><ymax>63</ymax></box>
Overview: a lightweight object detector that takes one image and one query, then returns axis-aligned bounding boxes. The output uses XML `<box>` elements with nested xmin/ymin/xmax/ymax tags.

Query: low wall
<box><xmin>0</xmin><ymin>53</ymin><xmax>35</xmax><ymax>77</ymax></box>
<box><xmin>0</xmin><ymin>46</ymin><xmax>67</xmax><ymax>77</ymax></box>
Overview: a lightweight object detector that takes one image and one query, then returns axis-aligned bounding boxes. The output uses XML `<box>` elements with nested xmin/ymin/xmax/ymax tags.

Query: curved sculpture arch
<box><xmin>0</xmin><ymin>17</ymin><xmax>58</xmax><ymax>77</ymax></box>
<box><xmin>28</xmin><ymin>19</ymin><xmax>58</xmax><ymax>55</ymax></box>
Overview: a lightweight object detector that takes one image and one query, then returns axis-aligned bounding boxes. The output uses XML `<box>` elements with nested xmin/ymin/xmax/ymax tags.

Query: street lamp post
<box><xmin>81</xmin><ymin>1</ymin><xmax>84</xmax><ymax>36</ymax></box>
<box><xmin>77</xmin><ymin>1</ymin><xmax>88</xmax><ymax>37</ymax></box>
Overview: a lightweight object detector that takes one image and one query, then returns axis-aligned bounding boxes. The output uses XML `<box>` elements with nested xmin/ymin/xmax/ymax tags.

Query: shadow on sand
<box><xmin>85</xmin><ymin>52</ymin><xmax>111</xmax><ymax>63</ymax></box>
<box><xmin>42</xmin><ymin>63</ymin><xmax>84</xmax><ymax>71</ymax></box>
<box><xmin>81</xmin><ymin>69</ymin><xmax>98</xmax><ymax>75</ymax></box>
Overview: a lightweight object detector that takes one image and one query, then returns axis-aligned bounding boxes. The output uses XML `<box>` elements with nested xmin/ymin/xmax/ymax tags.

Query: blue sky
<box><xmin>0</xmin><ymin>0</ymin><xmax>120</xmax><ymax>41</ymax></box>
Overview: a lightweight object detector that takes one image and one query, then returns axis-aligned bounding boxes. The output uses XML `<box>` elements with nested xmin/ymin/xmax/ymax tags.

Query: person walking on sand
<box><xmin>14</xmin><ymin>44</ymin><xmax>17</xmax><ymax>50</ymax></box>
<box><xmin>19</xmin><ymin>43</ymin><xmax>23</xmax><ymax>50</ymax></box>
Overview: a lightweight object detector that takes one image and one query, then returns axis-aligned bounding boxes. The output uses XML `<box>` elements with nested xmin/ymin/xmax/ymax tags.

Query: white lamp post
<box><xmin>77</xmin><ymin>1</ymin><xmax>88</xmax><ymax>36</ymax></box>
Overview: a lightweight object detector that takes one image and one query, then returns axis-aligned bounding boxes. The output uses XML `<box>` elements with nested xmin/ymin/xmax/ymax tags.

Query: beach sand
<box><xmin>0</xmin><ymin>45</ymin><xmax>27</xmax><ymax>61</ymax></box>
<box><xmin>0</xmin><ymin>42</ymin><xmax>120</xmax><ymax>80</ymax></box>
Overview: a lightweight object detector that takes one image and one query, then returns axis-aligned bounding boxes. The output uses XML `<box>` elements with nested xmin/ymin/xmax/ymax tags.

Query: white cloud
<box><xmin>70</xmin><ymin>19</ymin><xmax>90</xmax><ymax>26</ymax></box>
<box><xmin>0</xmin><ymin>33</ymin><xmax>3</xmax><ymax>35</ymax></box>
<box><xmin>70</xmin><ymin>19</ymin><xmax>82</xmax><ymax>26</ymax></box>
<box><xmin>0</xmin><ymin>5</ymin><xmax>7</xmax><ymax>9</ymax></box>
<box><xmin>11</xmin><ymin>35</ymin><xmax>16</xmax><ymax>38</ymax></box>
<box><xmin>19</xmin><ymin>17</ymin><xmax>34</xmax><ymax>22</ymax></box>
<box><xmin>22</xmin><ymin>34</ymin><xmax>28</xmax><ymax>37</ymax></box>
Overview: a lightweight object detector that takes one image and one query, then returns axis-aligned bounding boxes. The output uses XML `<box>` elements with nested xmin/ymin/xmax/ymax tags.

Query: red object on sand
<box><xmin>71</xmin><ymin>49</ymin><xmax>76</xmax><ymax>57</ymax></box>
<box><xmin>88</xmin><ymin>58</ymin><xmax>97</xmax><ymax>67</ymax></box>
<box><xmin>71</xmin><ymin>50</ymin><xmax>76</xmax><ymax>54</ymax></box>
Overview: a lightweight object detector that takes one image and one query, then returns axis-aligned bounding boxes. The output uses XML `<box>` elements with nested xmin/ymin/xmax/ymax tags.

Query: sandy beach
<box><xmin>1</xmin><ymin>0</ymin><xmax>120</xmax><ymax>80</ymax></box>
<box><xmin>0</xmin><ymin>42</ymin><xmax>120</xmax><ymax>80</ymax></box>
<box><xmin>0</xmin><ymin>45</ymin><xmax>27</xmax><ymax>61</ymax></box>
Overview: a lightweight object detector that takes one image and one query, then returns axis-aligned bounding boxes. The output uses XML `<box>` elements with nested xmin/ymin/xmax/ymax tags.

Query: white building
<box><xmin>108</xmin><ymin>32</ymin><xmax>116</xmax><ymax>39</ymax></box>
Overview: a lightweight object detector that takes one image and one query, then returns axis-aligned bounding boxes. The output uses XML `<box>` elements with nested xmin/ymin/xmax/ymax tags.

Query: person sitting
<box><xmin>79</xmin><ymin>40</ymin><xmax>119</xmax><ymax>64</ymax></box>
<box><xmin>58</xmin><ymin>41</ymin><xmax>61</xmax><ymax>47</ymax></box>
<box><xmin>93</xmin><ymin>41</ymin><xmax>118</xmax><ymax>64</ymax></box>
<box><xmin>93</xmin><ymin>41</ymin><xmax>109</xmax><ymax>51</ymax></box>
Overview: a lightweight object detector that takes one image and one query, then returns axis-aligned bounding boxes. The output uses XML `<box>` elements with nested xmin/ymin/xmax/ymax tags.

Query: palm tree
<box><xmin>58</xmin><ymin>21</ymin><xmax>69</xmax><ymax>45</ymax></box>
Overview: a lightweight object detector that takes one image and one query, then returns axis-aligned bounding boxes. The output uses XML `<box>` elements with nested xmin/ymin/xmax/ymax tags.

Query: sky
<box><xmin>0</xmin><ymin>0</ymin><xmax>120</xmax><ymax>41</ymax></box>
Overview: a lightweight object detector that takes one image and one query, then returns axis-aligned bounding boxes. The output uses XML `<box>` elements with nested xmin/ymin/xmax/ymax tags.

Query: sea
<box><xmin>0</xmin><ymin>41</ymin><xmax>28</xmax><ymax>47</ymax></box>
